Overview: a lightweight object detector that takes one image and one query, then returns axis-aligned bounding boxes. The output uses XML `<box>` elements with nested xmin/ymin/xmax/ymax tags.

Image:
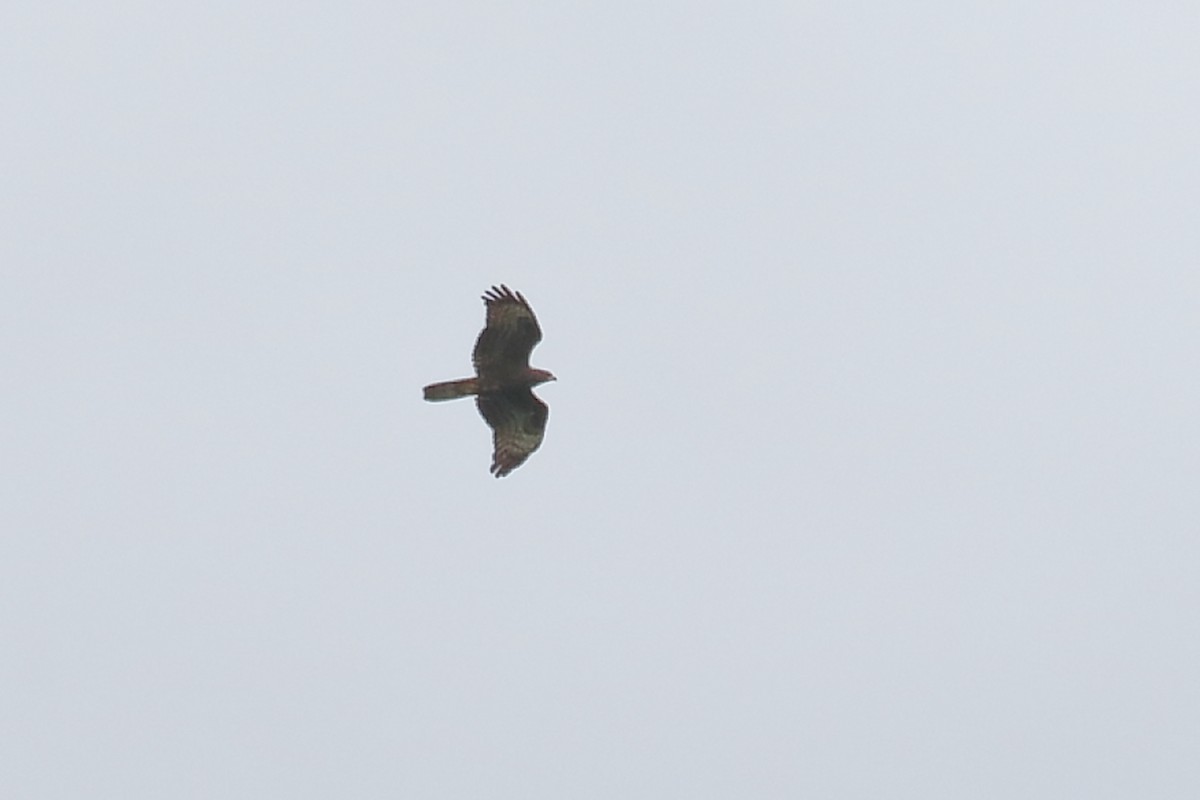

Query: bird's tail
<box><xmin>423</xmin><ymin>377</ymin><xmax>480</xmax><ymax>401</ymax></box>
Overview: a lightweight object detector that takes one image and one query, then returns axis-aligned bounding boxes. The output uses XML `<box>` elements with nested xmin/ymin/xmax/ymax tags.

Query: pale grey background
<box><xmin>3</xmin><ymin>2</ymin><xmax>1197</xmax><ymax>798</ymax></box>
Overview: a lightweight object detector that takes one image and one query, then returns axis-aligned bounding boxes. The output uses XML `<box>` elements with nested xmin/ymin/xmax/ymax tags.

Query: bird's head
<box><xmin>529</xmin><ymin>368</ymin><xmax>556</xmax><ymax>387</ymax></box>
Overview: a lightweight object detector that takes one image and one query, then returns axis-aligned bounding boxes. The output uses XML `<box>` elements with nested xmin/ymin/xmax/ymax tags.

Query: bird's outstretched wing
<box><xmin>476</xmin><ymin>389</ymin><xmax>549</xmax><ymax>477</ymax></box>
<box><xmin>473</xmin><ymin>285</ymin><xmax>542</xmax><ymax>382</ymax></box>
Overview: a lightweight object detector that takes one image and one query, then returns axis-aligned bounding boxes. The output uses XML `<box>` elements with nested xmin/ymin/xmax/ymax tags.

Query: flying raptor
<box><xmin>423</xmin><ymin>285</ymin><xmax>555</xmax><ymax>477</ymax></box>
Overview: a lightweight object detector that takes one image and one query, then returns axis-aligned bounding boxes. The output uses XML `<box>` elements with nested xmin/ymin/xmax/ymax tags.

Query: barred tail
<box><xmin>423</xmin><ymin>377</ymin><xmax>479</xmax><ymax>401</ymax></box>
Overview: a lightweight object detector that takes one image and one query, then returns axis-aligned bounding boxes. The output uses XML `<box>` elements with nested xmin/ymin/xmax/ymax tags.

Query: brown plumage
<box><xmin>423</xmin><ymin>285</ymin><xmax>555</xmax><ymax>477</ymax></box>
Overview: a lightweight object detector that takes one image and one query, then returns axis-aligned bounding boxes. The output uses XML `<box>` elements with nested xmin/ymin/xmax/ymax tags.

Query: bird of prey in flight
<box><xmin>423</xmin><ymin>285</ymin><xmax>555</xmax><ymax>477</ymax></box>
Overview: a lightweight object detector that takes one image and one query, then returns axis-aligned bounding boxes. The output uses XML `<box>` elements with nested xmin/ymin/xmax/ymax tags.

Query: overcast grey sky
<box><xmin>3</xmin><ymin>2</ymin><xmax>1198</xmax><ymax>797</ymax></box>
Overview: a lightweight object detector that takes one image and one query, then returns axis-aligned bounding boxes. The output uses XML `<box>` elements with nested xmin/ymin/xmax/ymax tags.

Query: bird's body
<box><xmin>422</xmin><ymin>286</ymin><xmax>555</xmax><ymax>477</ymax></box>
